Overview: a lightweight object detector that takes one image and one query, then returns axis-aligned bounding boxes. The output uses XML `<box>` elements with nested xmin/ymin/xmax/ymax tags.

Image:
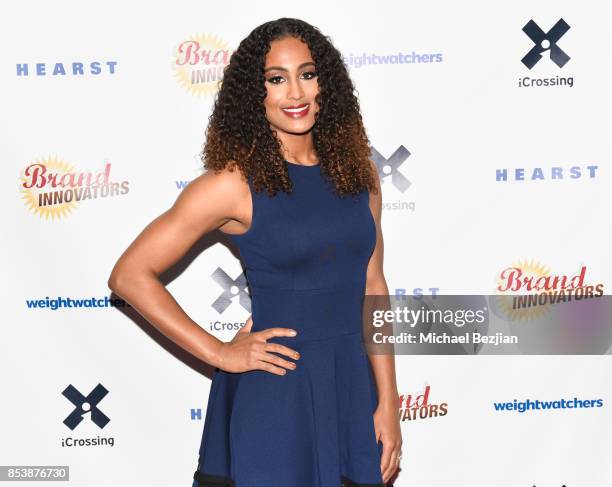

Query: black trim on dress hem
<box><xmin>193</xmin><ymin>470</ymin><xmax>236</xmax><ymax>487</ymax></box>
<box><xmin>193</xmin><ymin>470</ymin><xmax>385</xmax><ymax>486</ymax></box>
<box><xmin>341</xmin><ymin>475</ymin><xmax>387</xmax><ymax>487</ymax></box>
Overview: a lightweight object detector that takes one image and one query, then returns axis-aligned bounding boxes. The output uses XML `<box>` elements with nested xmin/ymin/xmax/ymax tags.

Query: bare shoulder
<box><xmin>172</xmin><ymin>163</ymin><xmax>251</xmax><ymax>235</ymax></box>
<box><xmin>169</xmin><ymin>163</ymin><xmax>250</xmax><ymax>232</ymax></box>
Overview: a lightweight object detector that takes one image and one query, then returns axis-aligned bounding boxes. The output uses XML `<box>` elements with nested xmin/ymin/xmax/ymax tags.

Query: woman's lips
<box><xmin>281</xmin><ymin>103</ymin><xmax>310</xmax><ymax>119</ymax></box>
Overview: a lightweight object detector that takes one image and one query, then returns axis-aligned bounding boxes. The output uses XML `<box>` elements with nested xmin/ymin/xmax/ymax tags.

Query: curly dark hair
<box><xmin>202</xmin><ymin>17</ymin><xmax>378</xmax><ymax>198</ymax></box>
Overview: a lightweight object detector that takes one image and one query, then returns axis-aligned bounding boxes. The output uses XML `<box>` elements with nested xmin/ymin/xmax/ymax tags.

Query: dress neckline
<box><xmin>285</xmin><ymin>159</ymin><xmax>320</xmax><ymax>168</ymax></box>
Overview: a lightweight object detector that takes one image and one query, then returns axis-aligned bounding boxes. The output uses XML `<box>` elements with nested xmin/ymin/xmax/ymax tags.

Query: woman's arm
<box><xmin>107</xmin><ymin>166</ymin><xmax>299</xmax><ymax>373</ymax></box>
<box><xmin>365</xmin><ymin>160</ymin><xmax>402</xmax><ymax>483</ymax></box>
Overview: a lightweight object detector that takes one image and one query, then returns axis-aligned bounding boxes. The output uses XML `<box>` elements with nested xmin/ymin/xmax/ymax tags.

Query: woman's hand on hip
<box><xmin>214</xmin><ymin>316</ymin><xmax>300</xmax><ymax>375</ymax></box>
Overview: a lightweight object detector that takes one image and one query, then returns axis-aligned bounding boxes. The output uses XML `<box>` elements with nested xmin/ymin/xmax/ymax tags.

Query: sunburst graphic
<box><xmin>19</xmin><ymin>155</ymin><xmax>78</xmax><ymax>220</ymax></box>
<box><xmin>493</xmin><ymin>259</ymin><xmax>554</xmax><ymax>322</ymax></box>
<box><xmin>172</xmin><ymin>33</ymin><xmax>232</xmax><ymax>97</ymax></box>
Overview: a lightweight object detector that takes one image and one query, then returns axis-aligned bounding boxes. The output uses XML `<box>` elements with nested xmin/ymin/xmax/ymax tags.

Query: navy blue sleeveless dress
<box><xmin>191</xmin><ymin>161</ymin><xmax>385</xmax><ymax>487</ymax></box>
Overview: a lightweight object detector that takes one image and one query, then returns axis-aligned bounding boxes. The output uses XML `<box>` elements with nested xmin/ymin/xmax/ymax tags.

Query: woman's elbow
<box><xmin>107</xmin><ymin>264</ymin><xmax>128</xmax><ymax>294</ymax></box>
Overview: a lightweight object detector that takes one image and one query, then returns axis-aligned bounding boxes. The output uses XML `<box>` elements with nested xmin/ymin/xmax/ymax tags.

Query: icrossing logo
<box><xmin>521</xmin><ymin>18</ymin><xmax>570</xmax><ymax>69</ymax></box>
<box><xmin>371</xmin><ymin>145</ymin><xmax>411</xmax><ymax>193</ymax></box>
<box><xmin>211</xmin><ymin>267</ymin><xmax>250</xmax><ymax>313</ymax></box>
<box><xmin>519</xmin><ymin>18</ymin><xmax>573</xmax><ymax>88</ymax></box>
<box><xmin>371</xmin><ymin>145</ymin><xmax>416</xmax><ymax>212</ymax></box>
<box><xmin>61</xmin><ymin>384</ymin><xmax>115</xmax><ymax>448</ymax></box>
<box><xmin>62</xmin><ymin>383</ymin><xmax>110</xmax><ymax>430</ymax></box>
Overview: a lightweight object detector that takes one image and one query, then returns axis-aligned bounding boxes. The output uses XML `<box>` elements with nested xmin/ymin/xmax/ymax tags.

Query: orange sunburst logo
<box><xmin>493</xmin><ymin>259</ymin><xmax>553</xmax><ymax>321</ymax></box>
<box><xmin>20</xmin><ymin>155</ymin><xmax>78</xmax><ymax>220</ymax></box>
<box><xmin>19</xmin><ymin>156</ymin><xmax>130</xmax><ymax>220</ymax></box>
<box><xmin>172</xmin><ymin>33</ymin><xmax>234</xmax><ymax>97</ymax></box>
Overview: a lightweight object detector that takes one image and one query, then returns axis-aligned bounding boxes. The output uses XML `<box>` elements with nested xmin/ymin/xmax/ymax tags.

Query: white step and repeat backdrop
<box><xmin>1</xmin><ymin>0</ymin><xmax>610</xmax><ymax>486</ymax></box>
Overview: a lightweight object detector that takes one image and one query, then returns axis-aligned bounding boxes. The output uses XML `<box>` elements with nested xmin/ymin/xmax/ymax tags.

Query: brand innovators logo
<box><xmin>19</xmin><ymin>156</ymin><xmax>130</xmax><ymax>219</ymax></box>
<box><xmin>371</xmin><ymin>145</ymin><xmax>415</xmax><ymax>212</ymax></box>
<box><xmin>398</xmin><ymin>385</ymin><xmax>448</xmax><ymax>422</ymax></box>
<box><xmin>173</xmin><ymin>33</ymin><xmax>234</xmax><ymax>97</ymax></box>
<box><xmin>61</xmin><ymin>383</ymin><xmax>115</xmax><ymax>448</ymax></box>
<box><xmin>519</xmin><ymin>18</ymin><xmax>573</xmax><ymax>88</ymax></box>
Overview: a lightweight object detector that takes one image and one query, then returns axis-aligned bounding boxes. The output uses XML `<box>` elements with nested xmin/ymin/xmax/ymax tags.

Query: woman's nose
<box><xmin>286</xmin><ymin>79</ymin><xmax>304</xmax><ymax>101</ymax></box>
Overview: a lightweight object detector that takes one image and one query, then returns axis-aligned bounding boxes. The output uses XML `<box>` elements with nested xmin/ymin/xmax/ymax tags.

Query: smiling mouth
<box><xmin>281</xmin><ymin>103</ymin><xmax>310</xmax><ymax>118</ymax></box>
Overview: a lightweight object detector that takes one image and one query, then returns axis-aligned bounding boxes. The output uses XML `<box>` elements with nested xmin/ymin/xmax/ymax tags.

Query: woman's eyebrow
<box><xmin>264</xmin><ymin>61</ymin><xmax>315</xmax><ymax>73</ymax></box>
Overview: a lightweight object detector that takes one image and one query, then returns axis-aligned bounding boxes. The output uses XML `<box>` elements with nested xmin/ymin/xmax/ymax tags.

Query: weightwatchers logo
<box><xmin>494</xmin><ymin>396</ymin><xmax>603</xmax><ymax>413</ymax></box>
<box><xmin>26</xmin><ymin>295</ymin><xmax>130</xmax><ymax>311</ymax></box>
<box><xmin>19</xmin><ymin>156</ymin><xmax>130</xmax><ymax>219</ymax></box>
<box><xmin>343</xmin><ymin>51</ymin><xmax>443</xmax><ymax>69</ymax></box>
<box><xmin>518</xmin><ymin>18</ymin><xmax>574</xmax><ymax>88</ymax></box>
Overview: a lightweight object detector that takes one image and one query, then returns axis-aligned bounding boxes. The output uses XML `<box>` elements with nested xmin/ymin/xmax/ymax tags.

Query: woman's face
<box><xmin>263</xmin><ymin>36</ymin><xmax>320</xmax><ymax>136</ymax></box>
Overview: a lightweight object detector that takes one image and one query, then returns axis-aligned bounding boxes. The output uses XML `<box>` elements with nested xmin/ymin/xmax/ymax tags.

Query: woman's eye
<box><xmin>266</xmin><ymin>75</ymin><xmax>284</xmax><ymax>84</ymax></box>
<box><xmin>266</xmin><ymin>71</ymin><xmax>317</xmax><ymax>84</ymax></box>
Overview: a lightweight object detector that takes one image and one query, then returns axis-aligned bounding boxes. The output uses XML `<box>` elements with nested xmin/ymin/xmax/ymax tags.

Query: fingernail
<box><xmin>290</xmin><ymin>330</ymin><xmax>297</xmax><ymax>335</ymax></box>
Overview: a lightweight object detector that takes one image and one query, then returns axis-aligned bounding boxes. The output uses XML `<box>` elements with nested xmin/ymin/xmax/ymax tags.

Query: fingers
<box><xmin>379</xmin><ymin>439</ymin><xmax>393</xmax><ymax>483</ymax></box>
<box><xmin>237</xmin><ymin>315</ymin><xmax>254</xmax><ymax>334</ymax></box>
<box><xmin>244</xmin><ymin>325</ymin><xmax>301</xmax><ymax>375</ymax></box>
<box><xmin>264</xmin><ymin>342</ymin><xmax>300</xmax><ymax>361</ymax></box>
<box><xmin>380</xmin><ymin>438</ymin><xmax>402</xmax><ymax>483</ymax></box>
<box><xmin>261</xmin><ymin>327</ymin><xmax>298</xmax><ymax>339</ymax></box>
<box><xmin>258</xmin><ymin>348</ymin><xmax>297</xmax><ymax>372</ymax></box>
<box><xmin>254</xmin><ymin>360</ymin><xmax>291</xmax><ymax>376</ymax></box>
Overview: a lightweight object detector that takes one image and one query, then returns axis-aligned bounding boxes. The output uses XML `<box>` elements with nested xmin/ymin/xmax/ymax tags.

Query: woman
<box><xmin>108</xmin><ymin>17</ymin><xmax>401</xmax><ymax>487</ymax></box>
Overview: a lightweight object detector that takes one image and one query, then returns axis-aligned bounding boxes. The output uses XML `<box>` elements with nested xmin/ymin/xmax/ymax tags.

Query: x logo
<box><xmin>211</xmin><ymin>267</ymin><xmax>251</xmax><ymax>313</ymax></box>
<box><xmin>370</xmin><ymin>145</ymin><xmax>412</xmax><ymax>193</ymax></box>
<box><xmin>521</xmin><ymin>18</ymin><xmax>571</xmax><ymax>69</ymax></box>
<box><xmin>62</xmin><ymin>383</ymin><xmax>110</xmax><ymax>430</ymax></box>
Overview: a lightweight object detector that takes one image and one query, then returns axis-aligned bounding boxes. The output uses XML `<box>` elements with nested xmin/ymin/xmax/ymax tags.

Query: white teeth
<box><xmin>282</xmin><ymin>105</ymin><xmax>308</xmax><ymax>113</ymax></box>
